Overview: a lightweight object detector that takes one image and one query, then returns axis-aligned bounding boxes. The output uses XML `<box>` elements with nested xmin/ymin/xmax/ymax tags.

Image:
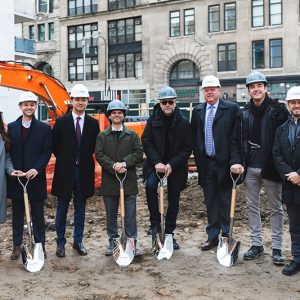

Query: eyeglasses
<box><xmin>161</xmin><ymin>100</ymin><xmax>175</xmax><ymax>105</ymax></box>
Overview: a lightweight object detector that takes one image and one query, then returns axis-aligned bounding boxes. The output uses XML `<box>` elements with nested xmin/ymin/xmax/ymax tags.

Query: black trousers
<box><xmin>202</xmin><ymin>159</ymin><xmax>231</xmax><ymax>240</ymax></box>
<box><xmin>286</xmin><ymin>203</ymin><xmax>300</xmax><ymax>263</ymax></box>
<box><xmin>12</xmin><ymin>197</ymin><xmax>45</xmax><ymax>247</ymax></box>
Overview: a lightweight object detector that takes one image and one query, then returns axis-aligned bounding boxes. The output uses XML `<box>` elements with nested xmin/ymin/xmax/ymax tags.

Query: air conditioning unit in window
<box><xmin>135</xmin><ymin>20</ymin><xmax>141</xmax><ymax>25</ymax></box>
<box><xmin>91</xmin><ymin>60</ymin><xmax>98</xmax><ymax>65</ymax></box>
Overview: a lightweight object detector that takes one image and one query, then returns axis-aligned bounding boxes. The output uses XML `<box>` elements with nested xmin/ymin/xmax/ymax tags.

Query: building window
<box><xmin>38</xmin><ymin>0</ymin><xmax>53</xmax><ymax>13</ymax></box>
<box><xmin>68</xmin><ymin>23</ymin><xmax>99</xmax><ymax>49</ymax></box>
<box><xmin>224</xmin><ymin>3</ymin><xmax>236</xmax><ymax>31</ymax></box>
<box><xmin>269</xmin><ymin>0</ymin><xmax>282</xmax><ymax>25</ymax></box>
<box><xmin>269</xmin><ymin>83</ymin><xmax>298</xmax><ymax>100</ymax></box>
<box><xmin>170</xmin><ymin>11</ymin><xmax>180</xmax><ymax>37</ymax></box>
<box><xmin>218</xmin><ymin>43</ymin><xmax>236</xmax><ymax>71</ymax></box>
<box><xmin>29</xmin><ymin>25</ymin><xmax>35</xmax><ymax>40</ymax></box>
<box><xmin>109</xmin><ymin>53</ymin><xmax>142</xmax><ymax>79</ymax></box>
<box><xmin>184</xmin><ymin>9</ymin><xmax>195</xmax><ymax>35</ymax></box>
<box><xmin>208</xmin><ymin>5</ymin><xmax>220</xmax><ymax>32</ymax></box>
<box><xmin>38</xmin><ymin>24</ymin><xmax>45</xmax><ymax>41</ymax></box>
<box><xmin>269</xmin><ymin>38</ymin><xmax>282</xmax><ymax>68</ymax></box>
<box><xmin>68</xmin><ymin>23</ymin><xmax>99</xmax><ymax>81</ymax></box>
<box><xmin>252</xmin><ymin>0</ymin><xmax>264</xmax><ymax>27</ymax></box>
<box><xmin>108</xmin><ymin>17</ymin><xmax>141</xmax><ymax>45</ymax></box>
<box><xmin>108</xmin><ymin>0</ymin><xmax>141</xmax><ymax>10</ymax></box>
<box><xmin>252</xmin><ymin>40</ymin><xmax>265</xmax><ymax>69</ymax></box>
<box><xmin>38</xmin><ymin>0</ymin><xmax>48</xmax><ymax>13</ymax></box>
<box><xmin>68</xmin><ymin>0</ymin><xmax>98</xmax><ymax>16</ymax></box>
<box><xmin>48</xmin><ymin>23</ymin><xmax>54</xmax><ymax>40</ymax></box>
<box><xmin>170</xmin><ymin>60</ymin><xmax>199</xmax><ymax>80</ymax></box>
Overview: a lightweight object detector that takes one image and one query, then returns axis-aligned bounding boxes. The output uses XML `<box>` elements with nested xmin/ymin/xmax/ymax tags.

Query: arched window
<box><xmin>37</xmin><ymin>62</ymin><xmax>54</xmax><ymax>76</ymax></box>
<box><xmin>170</xmin><ymin>60</ymin><xmax>199</xmax><ymax>86</ymax></box>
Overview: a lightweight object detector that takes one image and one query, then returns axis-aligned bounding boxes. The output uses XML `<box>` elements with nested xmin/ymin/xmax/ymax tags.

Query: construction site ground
<box><xmin>0</xmin><ymin>174</ymin><xmax>299</xmax><ymax>300</ymax></box>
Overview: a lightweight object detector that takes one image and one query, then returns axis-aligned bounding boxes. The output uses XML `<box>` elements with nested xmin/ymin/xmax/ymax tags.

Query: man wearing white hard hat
<box><xmin>191</xmin><ymin>75</ymin><xmax>242</xmax><ymax>251</ymax></box>
<box><xmin>273</xmin><ymin>86</ymin><xmax>300</xmax><ymax>275</ymax></box>
<box><xmin>7</xmin><ymin>91</ymin><xmax>52</xmax><ymax>260</ymax></box>
<box><xmin>52</xmin><ymin>84</ymin><xmax>99</xmax><ymax>257</ymax></box>
<box><xmin>232</xmin><ymin>71</ymin><xmax>289</xmax><ymax>264</ymax></box>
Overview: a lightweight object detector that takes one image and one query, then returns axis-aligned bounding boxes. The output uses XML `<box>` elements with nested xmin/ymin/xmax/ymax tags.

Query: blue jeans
<box><xmin>103</xmin><ymin>194</ymin><xmax>137</xmax><ymax>241</ymax></box>
<box><xmin>145</xmin><ymin>171</ymin><xmax>180</xmax><ymax>234</ymax></box>
<box><xmin>55</xmin><ymin>167</ymin><xmax>87</xmax><ymax>246</ymax></box>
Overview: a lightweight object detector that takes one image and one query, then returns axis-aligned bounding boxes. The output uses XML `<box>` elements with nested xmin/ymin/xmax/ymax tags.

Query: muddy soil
<box><xmin>0</xmin><ymin>175</ymin><xmax>299</xmax><ymax>300</ymax></box>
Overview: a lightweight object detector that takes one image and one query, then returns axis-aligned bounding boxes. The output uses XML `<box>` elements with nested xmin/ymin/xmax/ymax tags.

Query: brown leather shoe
<box><xmin>10</xmin><ymin>246</ymin><xmax>20</xmax><ymax>260</ymax></box>
<box><xmin>201</xmin><ymin>238</ymin><xmax>219</xmax><ymax>251</ymax></box>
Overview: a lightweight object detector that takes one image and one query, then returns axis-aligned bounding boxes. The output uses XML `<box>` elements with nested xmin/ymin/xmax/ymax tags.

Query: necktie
<box><xmin>76</xmin><ymin>117</ymin><xmax>81</xmax><ymax>144</ymax></box>
<box><xmin>205</xmin><ymin>105</ymin><xmax>215</xmax><ymax>156</ymax></box>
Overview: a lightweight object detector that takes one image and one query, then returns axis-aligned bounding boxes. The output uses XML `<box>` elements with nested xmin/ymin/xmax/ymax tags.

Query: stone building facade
<box><xmin>23</xmin><ymin>0</ymin><xmax>300</xmax><ymax>113</ymax></box>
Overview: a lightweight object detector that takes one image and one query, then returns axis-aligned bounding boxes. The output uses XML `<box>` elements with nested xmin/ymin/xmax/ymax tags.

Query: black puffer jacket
<box><xmin>141</xmin><ymin>104</ymin><xmax>192</xmax><ymax>194</ymax></box>
<box><xmin>241</xmin><ymin>95</ymin><xmax>289</xmax><ymax>181</ymax></box>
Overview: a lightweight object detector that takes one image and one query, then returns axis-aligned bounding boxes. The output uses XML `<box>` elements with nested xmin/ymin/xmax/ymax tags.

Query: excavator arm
<box><xmin>0</xmin><ymin>61</ymin><xmax>71</xmax><ymax>120</ymax></box>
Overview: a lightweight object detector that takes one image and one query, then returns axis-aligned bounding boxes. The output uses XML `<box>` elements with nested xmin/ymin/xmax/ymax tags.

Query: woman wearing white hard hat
<box><xmin>273</xmin><ymin>86</ymin><xmax>300</xmax><ymax>276</ymax></box>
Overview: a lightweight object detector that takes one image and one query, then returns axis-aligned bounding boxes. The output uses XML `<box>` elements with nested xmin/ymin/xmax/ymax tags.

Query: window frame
<box><xmin>108</xmin><ymin>0</ymin><xmax>140</xmax><ymax>10</ymax></box>
<box><xmin>269</xmin><ymin>38</ymin><xmax>283</xmax><ymax>68</ymax></box>
<box><xmin>48</xmin><ymin>22</ymin><xmax>54</xmax><ymax>40</ymax></box>
<box><xmin>38</xmin><ymin>24</ymin><xmax>45</xmax><ymax>42</ymax></box>
<box><xmin>217</xmin><ymin>43</ymin><xmax>237</xmax><ymax>72</ymax></box>
<box><xmin>251</xmin><ymin>0</ymin><xmax>264</xmax><ymax>28</ymax></box>
<box><xmin>269</xmin><ymin>0</ymin><xmax>282</xmax><ymax>25</ymax></box>
<box><xmin>224</xmin><ymin>2</ymin><xmax>236</xmax><ymax>31</ymax></box>
<box><xmin>208</xmin><ymin>5</ymin><xmax>220</xmax><ymax>33</ymax></box>
<box><xmin>252</xmin><ymin>40</ymin><xmax>265</xmax><ymax>69</ymax></box>
<box><xmin>170</xmin><ymin>10</ymin><xmax>180</xmax><ymax>37</ymax></box>
<box><xmin>29</xmin><ymin>25</ymin><xmax>35</xmax><ymax>40</ymax></box>
<box><xmin>184</xmin><ymin>8</ymin><xmax>195</xmax><ymax>36</ymax></box>
<box><xmin>68</xmin><ymin>0</ymin><xmax>98</xmax><ymax>16</ymax></box>
<box><xmin>108</xmin><ymin>52</ymin><xmax>142</xmax><ymax>79</ymax></box>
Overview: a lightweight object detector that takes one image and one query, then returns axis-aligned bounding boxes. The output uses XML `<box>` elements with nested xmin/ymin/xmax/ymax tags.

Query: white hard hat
<box><xmin>201</xmin><ymin>75</ymin><xmax>221</xmax><ymax>88</ymax></box>
<box><xmin>286</xmin><ymin>86</ymin><xmax>300</xmax><ymax>101</ymax></box>
<box><xmin>19</xmin><ymin>91</ymin><xmax>38</xmax><ymax>103</ymax></box>
<box><xmin>70</xmin><ymin>84</ymin><xmax>89</xmax><ymax>98</ymax></box>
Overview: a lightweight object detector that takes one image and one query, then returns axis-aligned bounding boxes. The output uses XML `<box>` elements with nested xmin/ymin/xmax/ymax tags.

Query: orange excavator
<box><xmin>0</xmin><ymin>61</ymin><xmax>146</xmax><ymax>192</ymax></box>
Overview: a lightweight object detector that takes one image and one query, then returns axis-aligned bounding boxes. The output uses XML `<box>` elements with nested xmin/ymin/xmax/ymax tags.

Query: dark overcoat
<box><xmin>191</xmin><ymin>99</ymin><xmax>241</xmax><ymax>188</ymax></box>
<box><xmin>273</xmin><ymin>119</ymin><xmax>300</xmax><ymax>205</ymax></box>
<box><xmin>52</xmin><ymin>113</ymin><xmax>100</xmax><ymax>199</ymax></box>
<box><xmin>142</xmin><ymin>105</ymin><xmax>192</xmax><ymax>194</ymax></box>
<box><xmin>95</xmin><ymin>125</ymin><xmax>143</xmax><ymax>196</ymax></box>
<box><xmin>7</xmin><ymin>116</ymin><xmax>52</xmax><ymax>199</ymax></box>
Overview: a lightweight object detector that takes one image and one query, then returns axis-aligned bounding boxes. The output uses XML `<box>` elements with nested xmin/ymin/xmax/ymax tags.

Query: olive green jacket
<box><xmin>95</xmin><ymin>125</ymin><xmax>143</xmax><ymax>196</ymax></box>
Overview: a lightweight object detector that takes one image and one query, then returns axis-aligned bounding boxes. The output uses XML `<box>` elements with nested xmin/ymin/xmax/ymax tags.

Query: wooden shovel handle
<box><xmin>24</xmin><ymin>192</ymin><xmax>31</xmax><ymax>224</ymax></box>
<box><xmin>159</xmin><ymin>186</ymin><xmax>164</xmax><ymax>214</ymax></box>
<box><xmin>120</xmin><ymin>188</ymin><xmax>125</xmax><ymax>218</ymax></box>
<box><xmin>230</xmin><ymin>188</ymin><xmax>237</xmax><ymax>218</ymax></box>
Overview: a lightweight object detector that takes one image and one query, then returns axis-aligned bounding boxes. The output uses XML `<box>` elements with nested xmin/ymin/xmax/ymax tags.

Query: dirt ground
<box><xmin>0</xmin><ymin>174</ymin><xmax>299</xmax><ymax>300</ymax></box>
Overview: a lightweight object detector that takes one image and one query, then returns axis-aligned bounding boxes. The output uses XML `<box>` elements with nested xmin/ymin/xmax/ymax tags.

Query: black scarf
<box><xmin>249</xmin><ymin>96</ymin><xmax>271</xmax><ymax>145</ymax></box>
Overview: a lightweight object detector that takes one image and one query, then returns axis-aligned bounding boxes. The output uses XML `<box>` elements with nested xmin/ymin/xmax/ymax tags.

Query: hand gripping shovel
<box><xmin>217</xmin><ymin>172</ymin><xmax>241</xmax><ymax>267</ymax></box>
<box><xmin>152</xmin><ymin>172</ymin><xmax>173</xmax><ymax>260</ymax></box>
<box><xmin>113</xmin><ymin>170</ymin><xmax>135</xmax><ymax>267</ymax></box>
<box><xmin>18</xmin><ymin>177</ymin><xmax>44</xmax><ymax>273</ymax></box>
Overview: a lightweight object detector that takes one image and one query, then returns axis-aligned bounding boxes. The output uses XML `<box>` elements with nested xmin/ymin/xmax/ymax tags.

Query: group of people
<box><xmin>0</xmin><ymin>70</ymin><xmax>299</xmax><ymax>277</ymax></box>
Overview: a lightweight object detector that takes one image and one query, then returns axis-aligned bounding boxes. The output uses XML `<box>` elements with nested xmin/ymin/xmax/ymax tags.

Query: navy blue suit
<box><xmin>7</xmin><ymin>116</ymin><xmax>52</xmax><ymax>247</ymax></box>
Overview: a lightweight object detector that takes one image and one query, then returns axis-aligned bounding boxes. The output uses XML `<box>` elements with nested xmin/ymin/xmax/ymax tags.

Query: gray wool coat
<box><xmin>0</xmin><ymin>136</ymin><xmax>14</xmax><ymax>223</ymax></box>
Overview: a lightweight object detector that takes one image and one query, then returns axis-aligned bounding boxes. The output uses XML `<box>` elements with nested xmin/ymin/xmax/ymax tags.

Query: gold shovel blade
<box><xmin>113</xmin><ymin>238</ymin><xmax>135</xmax><ymax>267</ymax></box>
<box><xmin>21</xmin><ymin>243</ymin><xmax>44</xmax><ymax>273</ymax></box>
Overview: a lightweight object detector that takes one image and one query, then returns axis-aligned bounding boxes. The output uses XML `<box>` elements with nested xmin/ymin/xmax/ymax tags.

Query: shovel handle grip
<box><xmin>120</xmin><ymin>188</ymin><xmax>125</xmax><ymax>218</ymax></box>
<box><xmin>24</xmin><ymin>192</ymin><xmax>31</xmax><ymax>224</ymax></box>
<box><xmin>230</xmin><ymin>188</ymin><xmax>237</xmax><ymax>218</ymax></box>
<box><xmin>159</xmin><ymin>186</ymin><xmax>164</xmax><ymax>214</ymax></box>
